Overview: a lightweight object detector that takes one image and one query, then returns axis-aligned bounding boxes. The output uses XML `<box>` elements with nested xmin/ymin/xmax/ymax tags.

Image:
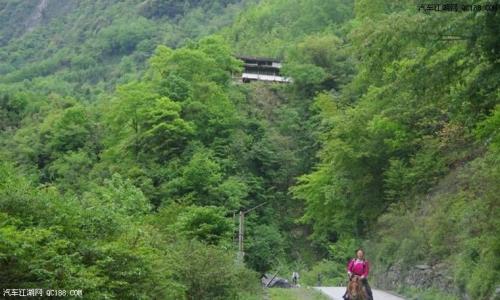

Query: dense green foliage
<box><xmin>288</xmin><ymin>1</ymin><xmax>500</xmax><ymax>299</ymax></box>
<box><xmin>0</xmin><ymin>0</ymin><xmax>498</xmax><ymax>299</ymax></box>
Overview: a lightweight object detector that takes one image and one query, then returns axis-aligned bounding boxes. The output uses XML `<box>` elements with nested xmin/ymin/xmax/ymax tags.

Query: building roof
<box><xmin>235</xmin><ymin>55</ymin><xmax>282</xmax><ymax>63</ymax></box>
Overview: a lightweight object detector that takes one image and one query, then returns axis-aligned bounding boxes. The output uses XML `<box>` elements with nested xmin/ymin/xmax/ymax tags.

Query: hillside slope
<box><xmin>0</xmin><ymin>1</ymin><xmax>498</xmax><ymax>299</ymax></box>
<box><xmin>0</xmin><ymin>0</ymin><xmax>251</xmax><ymax>98</ymax></box>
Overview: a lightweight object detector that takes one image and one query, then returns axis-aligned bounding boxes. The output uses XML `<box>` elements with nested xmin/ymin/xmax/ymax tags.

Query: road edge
<box><xmin>313</xmin><ymin>286</ymin><xmax>408</xmax><ymax>300</ymax></box>
<box><xmin>313</xmin><ymin>287</ymin><xmax>337</xmax><ymax>300</ymax></box>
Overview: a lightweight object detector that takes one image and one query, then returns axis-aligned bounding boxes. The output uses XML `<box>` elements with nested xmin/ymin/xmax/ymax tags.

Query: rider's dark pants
<box><xmin>361</xmin><ymin>278</ymin><xmax>373</xmax><ymax>300</ymax></box>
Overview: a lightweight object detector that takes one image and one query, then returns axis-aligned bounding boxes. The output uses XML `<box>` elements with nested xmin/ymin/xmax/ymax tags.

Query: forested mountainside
<box><xmin>0</xmin><ymin>0</ymin><xmax>499</xmax><ymax>299</ymax></box>
<box><xmin>0</xmin><ymin>0</ymin><xmax>252</xmax><ymax>98</ymax></box>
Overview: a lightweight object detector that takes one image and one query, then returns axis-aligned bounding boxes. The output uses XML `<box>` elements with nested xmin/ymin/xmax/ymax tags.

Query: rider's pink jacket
<box><xmin>347</xmin><ymin>258</ymin><xmax>370</xmax><ymax>277</ymax></box>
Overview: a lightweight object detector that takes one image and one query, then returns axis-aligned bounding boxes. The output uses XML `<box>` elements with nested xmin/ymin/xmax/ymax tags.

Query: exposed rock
<box><xmin>375</xmin><ymin>262</ymin><xmax>472</xmax><ymax>299</ymax></box>
<box><xmin>25</xmin><ymin>0</ymin><xmax>49</xmax><ymax>32</ymax></box>
<box><xmin>491</xmin><ymin>286</ymin><xmax>500</xmax><ymax>300</ymax></box>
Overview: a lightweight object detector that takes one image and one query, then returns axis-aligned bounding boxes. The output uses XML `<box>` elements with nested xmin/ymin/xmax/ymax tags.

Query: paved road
<box><xmin>315</xmin><ymin>287</ymin><xmax>406</xmax><ymax>300</ymax></box>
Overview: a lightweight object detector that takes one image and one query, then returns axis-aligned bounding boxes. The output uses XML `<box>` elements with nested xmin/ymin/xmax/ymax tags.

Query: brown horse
<box><xmin>346</xmin><ymin>275</ymin><xmax>367</xmax><ymax>300</ymax></box>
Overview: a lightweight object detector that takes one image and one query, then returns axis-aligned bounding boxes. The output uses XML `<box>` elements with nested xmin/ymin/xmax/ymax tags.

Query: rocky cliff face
<box><xmin>25</xmin><ymin>0</ymin><xmax>49</xmax><ymax>32</ymax></box>
<box><xmin>375</xmin><ymin>263</ymin><xmax>475</xmax><ymax>300</ymax></box>
<box><xmin>0</xmin><ymin>0</ymin><xmax>75</xmax><ymax>45</ymax></box>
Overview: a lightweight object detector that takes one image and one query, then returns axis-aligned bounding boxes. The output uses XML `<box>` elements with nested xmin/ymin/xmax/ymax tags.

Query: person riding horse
<box><xmin>343</xmin><ymin>248</ymin><xmax>374</xmax><ymax>300</ymax></box>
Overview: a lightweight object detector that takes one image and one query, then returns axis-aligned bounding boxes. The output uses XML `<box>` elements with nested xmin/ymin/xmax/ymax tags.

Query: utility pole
<box><xmin>238</xmin><ymin>211</ymin><xmax>244</xmax><ymax>262</ymax></box>
<box><xmin>237</xmin><ymin>202</ymin><xmax>267</xmax><ymax>263</ymax></box>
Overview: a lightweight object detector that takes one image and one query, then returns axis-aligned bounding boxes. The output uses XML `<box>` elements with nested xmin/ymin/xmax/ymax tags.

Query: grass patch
<box><xmin>269</xmin><ymin>287</ymin><xmax>330</xmax><ymax>300</ymax></box>
<box><xmin>239</xmin><ymin>291</ymin><xmax>263</xmax><ymax>300</ymax></box>
<box><xmin>398</xmin><ymin>286</ymin><xmax>459</xmax><ymax>300</ymax></box>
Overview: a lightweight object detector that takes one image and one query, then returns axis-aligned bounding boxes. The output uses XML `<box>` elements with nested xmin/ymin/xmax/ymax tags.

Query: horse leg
<box><xmin>343</xmin><ymin>288</ymin><xmax>349</xmax><ymax>300</ymax></box>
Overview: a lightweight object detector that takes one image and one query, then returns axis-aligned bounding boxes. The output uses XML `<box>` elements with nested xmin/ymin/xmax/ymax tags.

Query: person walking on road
<box><xmin>292</xmin><ymin>271</ymin><xmax>300</xmax><ymax>286</ymax></box>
